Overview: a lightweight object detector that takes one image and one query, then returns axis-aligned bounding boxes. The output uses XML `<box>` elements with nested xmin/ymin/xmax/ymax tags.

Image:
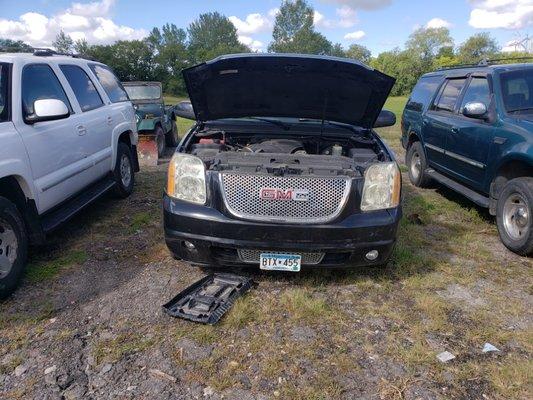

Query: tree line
<box><xmin>1</xmin><ymin>0</ymin><xmax>530</xmax><ymax>97</ymax></box>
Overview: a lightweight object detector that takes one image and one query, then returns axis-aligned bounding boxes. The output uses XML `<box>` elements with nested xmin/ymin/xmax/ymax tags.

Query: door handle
<box><xmin>77</xmin><ymin>125</ymin><xmax>87</xmax><ymax>136</ymax></box>
<box><xmin>451</xmin><ymin>127</ymin><xmax>459</xmax><ymax>134</ymax></box>
<box><xmin>106</xmin><ymin>116</ymin><xmax>113</xmax><ymax>125</ymax></box>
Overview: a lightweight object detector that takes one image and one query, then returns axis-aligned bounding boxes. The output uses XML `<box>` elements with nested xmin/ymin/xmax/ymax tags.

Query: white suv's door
<box><xmin>15</xmin><ymin>63</ymin><xmax>95</xmax><ymax>213</ymax></box>
<box><xmin>87</xmin><ymin>63</ymin><xmax>132</xmax><ymax>175</ymax></box>
<box><xmin>58</xmin><ymin>63</ymin><xmax>111</xmax><ymax>180</ymax></box>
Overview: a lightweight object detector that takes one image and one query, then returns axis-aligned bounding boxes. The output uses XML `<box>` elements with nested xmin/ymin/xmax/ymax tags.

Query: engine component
<box><xmin>248</xmin><ymin>139</ymin><xmax>304</xmax><ymax>154</ymax></box>
<box><xmin>331</xmin><ymin>144</ymin><xmax>343</xmax><ymax>157</ymax></box>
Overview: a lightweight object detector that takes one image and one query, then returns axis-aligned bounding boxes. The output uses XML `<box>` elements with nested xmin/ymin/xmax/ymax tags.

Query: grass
<box><xmin>1</xmin><ymin>95</ymin><xmax>531</xmax><ymax>399</ymax></box>
<box><xmin>25</xmin><ymin>249</ymin><xmax>88</xmax><ymax>282</ymax></box>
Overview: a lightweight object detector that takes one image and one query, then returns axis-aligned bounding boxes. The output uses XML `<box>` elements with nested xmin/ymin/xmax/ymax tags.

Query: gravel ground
<box><xmin>1</xmin><ymin>152</ymin><xmax>531</xmax><ymax>400</ymax></box>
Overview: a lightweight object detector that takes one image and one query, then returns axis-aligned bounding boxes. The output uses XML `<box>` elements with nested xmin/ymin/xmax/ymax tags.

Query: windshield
<box><xmin>500</xmin><ymin>69</ymin><xmax>533</xmax><ymax>113</ymax></box>
<box><xmin>124</xmin><ymin>85</ymin><xmax>161</xmax><ymax>101</ymax></box>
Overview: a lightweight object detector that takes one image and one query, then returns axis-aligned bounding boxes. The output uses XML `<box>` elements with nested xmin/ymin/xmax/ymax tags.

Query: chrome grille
<box><xmin>238</xmin><ymin>249</ymin><xmax>325</xmax><ymax>265</ymax></box>
<box><xmin>220</xmin><ymin>173</ymin><xmax>350</xmax><ymax>223</ymax></box>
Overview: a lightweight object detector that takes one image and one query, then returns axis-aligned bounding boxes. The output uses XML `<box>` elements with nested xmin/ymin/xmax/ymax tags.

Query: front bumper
<box><xmin>163</xmin><ymin>196</ymin><xmax>401</xmax><ymax>269</ymax></box>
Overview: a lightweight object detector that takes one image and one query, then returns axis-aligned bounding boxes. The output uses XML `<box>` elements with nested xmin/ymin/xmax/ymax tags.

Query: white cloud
<box><xmin>468</xmin><ymin>0</ymin><xmax>533</xmax><ymax>29</ymax></box>
<box><xmin>425</xmin><ymin>18</ymin><xmax>451</xmax><ymax>29</ymax></box>
<box><xmin>0</xmin><ymin>0</ymin><xmax>147</xmax><ymax>48</ymax></box>
<box><xmin>229</xmin><ymin>13</ymin><xmax>272</xmax><ymax>35</ymax></box>
<box><xmin>238</xmin><ymin>35</ymin><xmax>264</xmax><ymax>52</ymax></box>
<box><xmin>314</xmin><ymin>6</ymin><xmax>358</xmax><ymax>29</ymax></box>
<box><xmin>344</xmin><ymin>30</ymin><xmax>366</xmax><ymax>41</ymax></box>
<box><xmin>321</xmin><ymin>0</ymin><xmax>392</xmax><ymax>11</ymax></box>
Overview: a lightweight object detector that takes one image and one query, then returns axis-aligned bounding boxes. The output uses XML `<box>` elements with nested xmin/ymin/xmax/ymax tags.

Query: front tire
<box><xmin>165</xmin><ymin>119</ymin><xmax>179</xmax><ymax>147</ymax></box>
<box><xmin>0</xmin><ymin>197</ymin><xmax>28</xmax><ymax>300</ymax></box>
<box><xmin>112</xmin><ymin>142</ymin><xmax>135</xmax><ymax>198</ymax></box>
<box><xmin>496</xmin><ymin>177</ymin><xmax>533</xmax><ymax>256</ymax></box>
<box><xmin>406</xmin><ymin>142</ymin><xmax>431</xmax><ymax>188</ymax></box>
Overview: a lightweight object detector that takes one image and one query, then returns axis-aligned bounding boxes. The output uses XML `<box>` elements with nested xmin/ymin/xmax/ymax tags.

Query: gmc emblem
<box><xmin>259</xmin><ymin>188</ymin><xmax>310</xmax><ymax>202</ymax></box>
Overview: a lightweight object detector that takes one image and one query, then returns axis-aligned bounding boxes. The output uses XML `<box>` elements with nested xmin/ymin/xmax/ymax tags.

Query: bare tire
<box><xmin>165</xmin><ymin>118</ymin><xmax>179</xmax><ymax>147</ymax></box>
<box><xmin>406</xmin><ymin>142</ymin><xmax>431</xmax><ymax>188</ymax></box>
<box><xmin>496</xmin><ymin>177</ymin><xmax>533</xmax><ymax>256</ymax></box>
<box><xmin>0</xmin><ymin>197</ymin><xmax>28</xmax><ymax>300</ymax></box>
<box><xmin>155</xmin><ymin>125</ymin><xmax>166</xmax><ymax>158</ymax></box>
<box><xmin>113</xmin><ymin>142</ymin><xmax>135</xmax><ymax>198</ymax></box>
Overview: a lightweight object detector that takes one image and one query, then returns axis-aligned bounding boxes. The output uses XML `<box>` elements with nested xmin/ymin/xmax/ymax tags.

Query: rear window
<box><xmin>433</xmin><ymin>78</ymin><xmax>466</xmax><ymax>113</ymax></box>
<box><xmin>89</xmin><ymin>64</ymin><xmax>128</xmax><ymax>103</ymax></box>
<box><xmin>405</xmin><ymin>75</ymin><xmax>442</xmax><ymax>112</ymax></box>
<box><xmin>500</xmin><ymin>69</ymin><xmax>533</xmax><ymax>113</ymax></box>
<box><xmin>60</xmin><ymin>65</ymin><xmax>103</xmax><ymax>112</ymax></box>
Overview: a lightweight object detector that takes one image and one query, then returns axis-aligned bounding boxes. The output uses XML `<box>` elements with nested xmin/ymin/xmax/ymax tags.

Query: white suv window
<box><xmin>22</xmin><ymin>64</ymin><xmax>72</xmax><ymax>120</ymax></box>
<box><xmin>89</xmin><ymin>64</ymin><xmax>128</xmax><ymax>103</ymax></box>
<box><xmin>0</xmin><ymin>63</ymin><xmax>8</xmax><ymax>122</ymax></box>
<box><xmin>60</xmin><ymin>65</ymin><xmax>103</xmax><ymax>112</ymax></box>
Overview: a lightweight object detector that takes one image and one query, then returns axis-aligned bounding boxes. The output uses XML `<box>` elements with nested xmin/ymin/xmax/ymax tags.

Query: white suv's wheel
<box><xmin>0</xmin><ymin>197</ymin><xmax>28</xmax><ymax>300</ymax></box>
<box><xmin>113</xmin><ymin>142</ymin><xmax>135</xmax><ymax>198</ymax></box>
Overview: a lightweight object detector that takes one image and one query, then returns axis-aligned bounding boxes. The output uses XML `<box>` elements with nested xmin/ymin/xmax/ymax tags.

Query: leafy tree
<box><xmin>73</xmin><ymin>39</ymin><xmax>89</xmax><ymax>55</ymax></box>
<box><xmin>458</xmin><ymin>33</ymin><xmax>499</xmax><ymax>64</ymax></box>
<box><xmin>406</xmin><ymin>27</ymin><xmax>453</xmax><ymax>62</ymax></box>
<box><xmin>268</xmin><ymin>0</ymin><xmax>340</xmax><ymax>56</ymax></box>
<box><xmin>147</xmin><ymin>24</ymin><xmax>188</xmax><ymax>94</ymax></box>
<box><xmin>188</xmin><ymin>12</ymin><xmax>249</xmax><ymax>63</ymax></box>
<box><xmin>53</xmin><ymin>30</ymin><xmax>74</xmax><ymax>53</ymax></box>
<box><xmin>345</xmin><ymin>44</ymin><xmax>371</xmax><ymax>63</ymax></box>
<box><xmin>0</xmin><ymin>38</ymin><xmax>32</xmax><ymax>52</ymax></box>
<box><xmin>371</xmin><ymin>48</ymin><xmax>425</xmax><ymax>96</ymax></box>
<box><xmin>271</xmin><ymin>0</ymin><xmax>314</xmax><ymax>46</ymax></box>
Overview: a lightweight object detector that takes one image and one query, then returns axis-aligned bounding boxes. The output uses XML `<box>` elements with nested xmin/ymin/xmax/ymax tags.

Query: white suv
<box><xmin>0</xmin><ymin>50</ymin><xmax>138</xmax><ymax>298</ymax></box>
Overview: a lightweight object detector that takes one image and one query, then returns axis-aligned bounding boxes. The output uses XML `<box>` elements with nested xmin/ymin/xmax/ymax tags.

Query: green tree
<box><xmin>458</xmin><ymin>33</ymin><xmax>499</xmax><ymax>63</ymax></box>
<box><xmin>73</xmin><ymin>38</ymin><xmax>89</xmax><ymax>55</ymax></box>
<box><xmin>188</xmin><ymin>12</ymin><xmax>249</xmax><ymax>63</ymax></box>
<box><xmin>271</xmin><ymin>0</ymin><xmax>314</xmax><ymax>46</ymax></box>
<box><xmin>53</xmin><ymin>30</ymin><xmax>74</xmax><ymax>53</ymax></box>
<box><xmin>406</xmin><ymin>27</ymin><xmax>453</xmax><ymax>62</ymax></box>
<box><xmin>345</xmin><ymin>44</ymin><xmax>371</xmax><ymax>63</ymax></box>
<box><xmin>147</xmin><ymin>24</ymin><xmax>188</xmax><ymax>94</ymax></box>
<box><xmin>268</xmin><ymin>0</ymin><xmax>338</xmax><ymax>56</ymax></box>
<box><xmin>371</xmin><ymin>48</ymin><xmax>425</xmax><ymax>96</ymax></box>
<box><xmin>0</xmin><ymin>38</ymin><xmax>32</xmax><ymax>52</ymax></box>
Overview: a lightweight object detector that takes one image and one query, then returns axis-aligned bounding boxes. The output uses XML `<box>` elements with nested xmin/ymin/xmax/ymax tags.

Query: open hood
<box><xmin>183</xmin><ymin>53</ymin><xmax>395</xmax><ymax>129</ymax></box>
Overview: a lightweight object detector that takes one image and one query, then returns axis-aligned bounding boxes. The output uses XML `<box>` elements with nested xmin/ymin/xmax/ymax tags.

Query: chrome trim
<box><xmin>445</xmin><ymin>151</ymin><xmax>485</xmax><ymax>169</ymax></box>
<box><xmin>424</xmin><ymin>143</ymin><xmax>485</xmax><ymax>169</ymax></box>
<box><xmin>219</xmin><ymin>173</ymin><xmax>351</xmax><ymax>224</ymax></box>
<box><xmin>424</xmin><ymin>143</ymin><xmax>445</xmax><ymax>154</ymax></box>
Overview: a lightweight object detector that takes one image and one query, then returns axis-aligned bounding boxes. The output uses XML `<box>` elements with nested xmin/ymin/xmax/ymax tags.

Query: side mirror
<box><xmin>26</xmin><ymin>99</ymin><xmax>70</xmax><ymax>124</ymax></box>
<box><xmin>462</xmin><ymin>102</ymin><xmax>487</xmax><ymax>119</ymax></box>
<box><xmin>374</xmin><ymin>109</ymin><xmax>396</xmax><ymax>128</ymax></box>
<box><xmin>174</xmin><ymin>101</ymin><xmax>195</xmax><ymax>120</ymax></box>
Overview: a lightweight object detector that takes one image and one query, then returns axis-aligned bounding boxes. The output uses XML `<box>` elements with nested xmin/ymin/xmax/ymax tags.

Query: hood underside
<box><xmin>183</xmin><ymin>53</ymin><xmax>395</xmax><ymax>129</ymax></box>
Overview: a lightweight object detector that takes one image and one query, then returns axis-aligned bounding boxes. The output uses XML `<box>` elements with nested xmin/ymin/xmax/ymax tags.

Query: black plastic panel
<box><xmin>162</xmin><ymin>273</ymin><xmax>253</xmax><ymax>324</ymax></box>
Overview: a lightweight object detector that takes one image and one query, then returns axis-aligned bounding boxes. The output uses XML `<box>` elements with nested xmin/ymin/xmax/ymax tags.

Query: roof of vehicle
<box><xmin>422</xmin><ymin>62</ymin><xmax>533</xmax><ymax>78</ymax></box>
<box><xmin>0</xmin><ymin>52</ymin><xmax>103</xmax><ymax>65</ymax></box>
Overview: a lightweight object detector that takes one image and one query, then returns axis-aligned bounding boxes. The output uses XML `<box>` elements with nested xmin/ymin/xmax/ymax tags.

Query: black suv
<box><xmin>164</xmin><ymin>54</ymin><xmax>401</xmax><ymax>272</ymax></box>
<box><xmin>401</xmin><ymin>62</ymin><xmax>533</xmax><ymax>255</ymax></box>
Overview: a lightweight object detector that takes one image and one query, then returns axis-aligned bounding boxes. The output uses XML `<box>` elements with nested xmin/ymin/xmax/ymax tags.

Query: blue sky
<box><xmin>1</xmin><ymin>0</ymin><xmax>531</xmax><ymax>55</ymax></box>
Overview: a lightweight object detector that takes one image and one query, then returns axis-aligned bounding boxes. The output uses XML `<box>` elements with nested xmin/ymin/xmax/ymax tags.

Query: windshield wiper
<box><xmin>508</xmin><ymin>106</ymin><xmax>533</xmax><ymax>113</ymax></box>
<box><xmin>246</xmin><ymin>117</ymin><xmax>290</xmax><ymax>130</ymax></box>
<box><xmin>299</xmin><ymin>118</ymin><xmax>359</xmax><ymax>134</ymax></box>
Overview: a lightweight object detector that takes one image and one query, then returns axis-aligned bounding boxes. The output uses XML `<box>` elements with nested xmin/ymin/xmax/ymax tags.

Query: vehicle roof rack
<box><xmin>438</xmin><ymin>56</ymin><xmax>533</xmax><ymax>71</ymax></box>
<box><xmin>33</xmin><ymin>48</ymin><xmax>82</xmax><ymax>57</ymax></box>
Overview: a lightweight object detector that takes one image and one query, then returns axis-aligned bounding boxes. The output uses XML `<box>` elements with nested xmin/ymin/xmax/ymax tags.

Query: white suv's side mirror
<box><xmin>462</xmin><ymin>102</ymin><xmax>487</xmax><ymax>119</ymax></box>
<box><xmin>26</xmin><ymin>99</ymin><xmax>70</xmax><ymax>124</ymax></box>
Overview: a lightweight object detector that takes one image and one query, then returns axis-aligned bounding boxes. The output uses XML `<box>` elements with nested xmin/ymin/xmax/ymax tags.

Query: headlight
<box><xmin>361</xmin><ymin>162</ymin><xmax>401</xmax><ymax>211</ymax></box>
<box><xmin>167</xmin><ymin>154</ymin><xmax>206</xmax><ymax>204</ymax></box>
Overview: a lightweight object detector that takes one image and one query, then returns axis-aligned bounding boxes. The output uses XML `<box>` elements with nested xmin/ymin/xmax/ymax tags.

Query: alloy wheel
<box><xmin>0</xmin><ymin>219</ymin><xmax>17</xmax><ymax>279</ymax></box>
<box><xmin>502</xmin><ymin>193</ymin><xmax>530</xmax><ymax>241</ymax></box>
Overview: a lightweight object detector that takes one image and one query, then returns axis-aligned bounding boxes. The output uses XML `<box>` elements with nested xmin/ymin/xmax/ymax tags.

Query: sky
<box><xmin>1</xmin><ymin>0</ymin><xmax>532</xmax><ymax>55</ymax></box>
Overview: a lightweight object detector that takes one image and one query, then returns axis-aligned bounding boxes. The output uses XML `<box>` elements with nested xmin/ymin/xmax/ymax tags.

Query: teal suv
<box><xmin>401</xmin><ymin>62</ymin><xmax>533</xmax><ymax>256</ymax></box>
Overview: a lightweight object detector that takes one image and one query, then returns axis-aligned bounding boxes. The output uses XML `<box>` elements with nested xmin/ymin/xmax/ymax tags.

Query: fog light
<box><xmin>365</xmin><ymin>250</ymin><xmax>379</xmax><ymax>261</ymax></box>
<box><xmin>184</xmin><ymin>241</ymin><xmax>196</xmax><ymax>250</ymax></box>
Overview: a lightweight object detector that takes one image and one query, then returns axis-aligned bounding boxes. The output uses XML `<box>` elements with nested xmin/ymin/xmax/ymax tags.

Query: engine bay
<box><xmin>185</xmin><ymin>127</ymin><xmax>388</xmax><ymax>176</ymax></box>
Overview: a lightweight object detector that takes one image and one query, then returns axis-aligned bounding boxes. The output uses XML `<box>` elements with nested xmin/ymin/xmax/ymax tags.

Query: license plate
<box><xmin>259</xmin><ymin>253</ymin><xmax>301</xmax><ymax>272</ymax></box>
